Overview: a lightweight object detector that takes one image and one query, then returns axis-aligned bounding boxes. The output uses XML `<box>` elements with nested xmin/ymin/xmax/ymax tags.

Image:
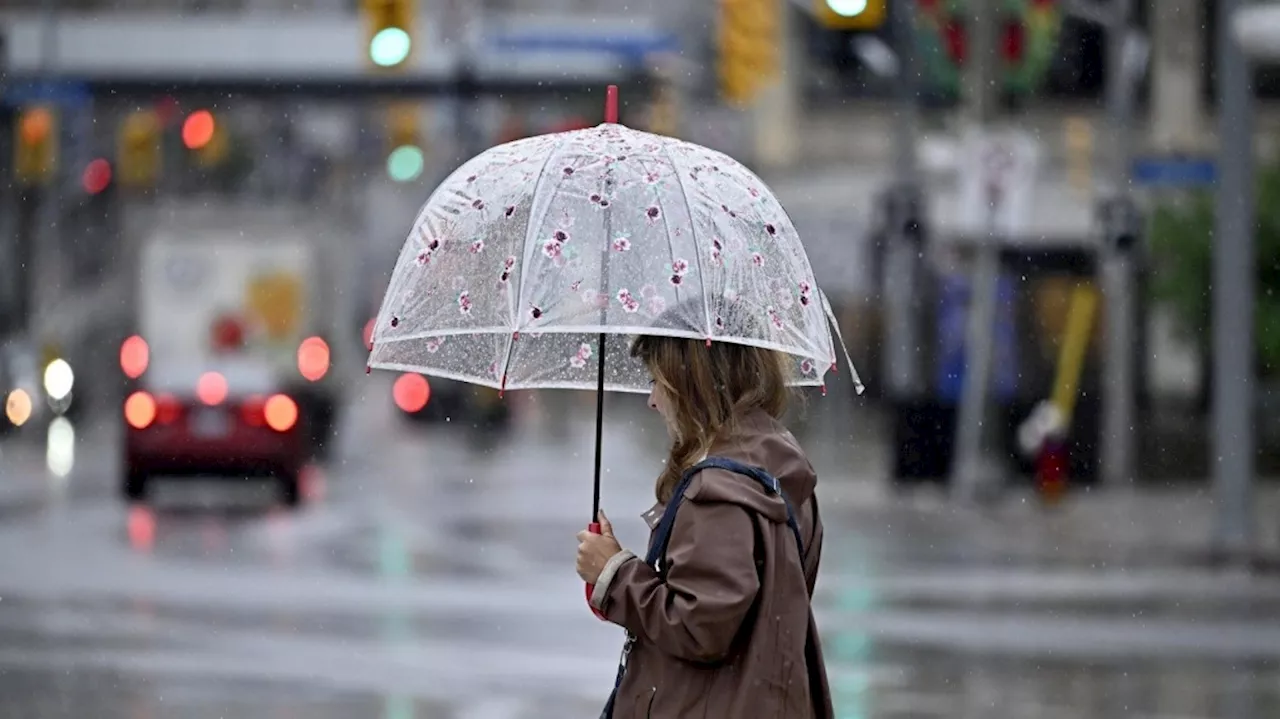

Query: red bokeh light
<box><xmin>197</xmin><ymin>372</ymin><xmax>228</xmax><ymax>406</ymax></box>
<box><xmin>120</xmin><ymin>335</ymin><xmax>150</xmax><ymax>379</ymax></box>
<box><xmin>182</xmin><ymin>110</ymin><xmax>216</xmax><ymax>150</ymax></box>
<box><xmin>298</xmin><ymin>337</ymin><xmax>330</xmax><ymax>382</ymax></box>
<box><xmin>82</xmin><ymin>158</ymin><xmax>112</xmax><ymax>195</ymax></box>
<box><xmin>393</xmin><ymin>373</ymin><xmax>431</xmax><ymax>414</ymax></box>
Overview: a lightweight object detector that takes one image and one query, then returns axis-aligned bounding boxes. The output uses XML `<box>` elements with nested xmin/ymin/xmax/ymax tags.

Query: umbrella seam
<box><xmin>658</xmin><ymin>141</ymin><xmax>712</xmax><ymax>339</ymax></box>
<box><xmin>502</xmin><ymin>132</ymin><xmax>577</xmax><ymax>389</ymax></box>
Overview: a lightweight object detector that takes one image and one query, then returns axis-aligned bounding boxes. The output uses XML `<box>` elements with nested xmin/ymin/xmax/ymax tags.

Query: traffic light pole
<box><xmin>1098</xmin><ymin>0</ymin><xmax>1140</xmax><ymax>489</ymax></box>
<box><xmin>32</xmin><ymin>0</ymin><xmax>65</xmax><ymax>342</ymax></box>
<box><xmin>880</xmin><ymin>0</ymin><xmax>926</xmax><ymax>402</ymax></box>
<box><xmin>950</xmin><ymin>0</ymin><xmax>1003</xmax><ymax>501</ymax></box>
<box><xmin>1213</xmin><ymin>0</ymin><xmax>1257</xmax><ymax>556</ymax></box>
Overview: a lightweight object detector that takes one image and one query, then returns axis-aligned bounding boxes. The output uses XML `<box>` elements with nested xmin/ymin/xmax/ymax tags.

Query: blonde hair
<box><xmin>630</xmin><ymin>336</ymin><xmax>790</xmax><ymax>503</ymax></box>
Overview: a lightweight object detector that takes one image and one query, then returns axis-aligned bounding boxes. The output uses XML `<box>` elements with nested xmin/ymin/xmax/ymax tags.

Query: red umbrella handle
<box><xmin>584</xmin><ymin>522</ymin><xmax>607</xmax><ymax>621</ymax></box>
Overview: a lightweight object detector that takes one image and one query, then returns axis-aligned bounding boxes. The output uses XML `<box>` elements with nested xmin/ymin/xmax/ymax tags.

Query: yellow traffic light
<box><xmin>118</xmin><ymin>110</ymin><xmax>162</xmax><ymax>190</ymax></box>
<box><xmin>717</xmin><ymin>0</ymin><xmax>781</xmax><ymax>106</ymax></box>
<box><xmin>363</xmin><ymin>0</ymin><xmax>415</xmax><ymax>69</ymax></box>
<box><xmin>14</xmin><ymin>106</ymin><xmax>57</xmax><ymax>186</ymax></box>
<box><xmin>814</xmin><ymin>0</ymin><xmax>886</xmax><ymax>31</ymax></box>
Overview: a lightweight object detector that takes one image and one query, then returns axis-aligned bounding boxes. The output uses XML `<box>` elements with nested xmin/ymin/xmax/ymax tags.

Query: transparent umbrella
<box><xmin>368</xmin><ymin>86</ymin><xmax>861</xmax><ymax>512</ymax></box>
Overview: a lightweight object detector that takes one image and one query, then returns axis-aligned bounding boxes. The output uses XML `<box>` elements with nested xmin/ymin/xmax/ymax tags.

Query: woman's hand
<box><xmin>576</xmin><ymin>510</ymin><xmax>623</xmax><ymax>585</ymax></box>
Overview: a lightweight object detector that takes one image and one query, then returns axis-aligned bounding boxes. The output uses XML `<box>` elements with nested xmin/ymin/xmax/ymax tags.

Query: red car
<box><xmin>120</xmin><ymin>336</ymin><xmax>308</xmax><ymax>506</ymax></box>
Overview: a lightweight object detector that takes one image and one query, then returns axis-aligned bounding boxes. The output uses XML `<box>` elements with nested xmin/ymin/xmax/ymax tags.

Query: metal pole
<box><xmin>0</xmin><ymin>33</ymin><xmax>15</xmax><ymax>336</ymax></box>
<box><xmin>1099</xmin><ymin>0</ymin><xmax>1138</xmax><ymax>487</ymax></box>
<box><xmin>1213</xmin><ymin>0</ymin><xmax>1256</xmax><ymax>554</ymax></box>
<box><xmin>951</xmin><ymin>0</ymin><xmax>1002</xmax><ymax>500</ymax></box>
<box><xmin>882</xmin><ymin>0</ymin><xmax>926</xmax><ymax>400</ymax></box>
<box><xmin>33</xmin><ymin>0</ymin><xmax>62</xmax><ymax>339</ymax></box>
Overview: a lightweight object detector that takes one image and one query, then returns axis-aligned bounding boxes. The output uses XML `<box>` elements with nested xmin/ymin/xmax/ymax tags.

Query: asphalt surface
<box><xmin>1</xmin><ymin>378</ymin><xmax>1279</xmax><ymax>718</ymax></box>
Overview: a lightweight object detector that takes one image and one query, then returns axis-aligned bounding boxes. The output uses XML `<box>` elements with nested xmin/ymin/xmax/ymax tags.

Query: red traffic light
<box><xmin>81</xmin><ymin>158</ymin><xmax>113</xmax><ymax>195</ymax></box>
<box><xmin>182</xmin><ymin>110</ymin><xmax>216</xmax><ymax>150</ymax></box>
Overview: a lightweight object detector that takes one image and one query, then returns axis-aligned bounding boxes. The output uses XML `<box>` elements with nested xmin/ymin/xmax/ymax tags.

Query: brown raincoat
<box><xmin>590</xmin><ymin>410</ymin><xmax>833</xmax><ymax>718</ymax></box>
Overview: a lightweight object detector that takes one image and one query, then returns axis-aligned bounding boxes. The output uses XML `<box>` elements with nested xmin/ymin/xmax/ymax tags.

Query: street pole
<box><xmin>0</xmin><ymin>32</ymin><xmax>15</xmax><ymax>337</ymax></box>
<box><xmin>1098</xmin><ymin>0</ymin><xmax>1138</xmax><ymax>488</ymax></box>
<box><xmin>950</xmin><ymin>0</ymin><xmax>1003</xmax><ymax>500</ymax></box>
<box><xmin>1213</xmin><ymin>0</ymin><xmax>1256</xmax><ymax>555</ymax></box>
<box><xmin>881</xmin><ymin>0</ymin><xmax>926</xmax><ymax>402</ymax></box>
<box><xmin>33</xmin><ymin>0</ymin><xmax>62</xmax><ymax>343</ymax></box>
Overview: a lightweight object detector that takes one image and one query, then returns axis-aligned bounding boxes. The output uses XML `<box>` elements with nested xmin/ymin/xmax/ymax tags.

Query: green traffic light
<box><xmin>370</xmin><ymin>27</ymin><xmax>412</xmax><ymax>67</ymax></box>
<box><xmin>826</xmin><ymin>0</ymin><xmax>868</xmax><ymax>16</ymax></box>
<box><xmin>387</xmin><ymin>145</ymin><xmax>424</xmax><ymax>182</ymax></box>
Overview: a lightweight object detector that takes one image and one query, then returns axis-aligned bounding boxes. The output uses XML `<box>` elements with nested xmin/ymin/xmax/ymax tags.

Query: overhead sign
<box><xmin>956</xmin><ymin>129</ymin><xmax>1041</xmax><ymax>239</ymax></box>
<box><xmin>485</xmin><ymin>28</ymin><xmax>679</xmax><ymax>65</ymax></box>
<box><xmin>1130</xmin><ymin>156</ymin><xmax>1216</xmax><ymax>188</ymax></box>
<box><xmin>1</xmin><ymin>81</ymin><xmax>90</xmax><ymax>108</ymax></box>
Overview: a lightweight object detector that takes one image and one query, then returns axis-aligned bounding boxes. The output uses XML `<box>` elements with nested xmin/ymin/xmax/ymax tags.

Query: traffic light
<box><xmin>14</xmin><ymin>105</ymin><xmax>57</xmax><ymax>186</ymax></box>
<box><xmin>81</xmin><ymin>158</ymin><xmax>113</xmax><ymax>195</ymax></box>
<box><xmin>182</xmin><ymin>110</ymin><xmax>216</xmax><ymax>150</ymax></box>
<box><xmin>385</xmin><ymin>103</ymin><xmax>424</xmax><ymax>182</ymax></box>
<box><xmin>363</xmin><ymin>0</ymin><xmax>415</xmax><ymax>69</ymax></box>
<box><xmin>814</xmin><ymin>0</ymin><xmax>886</xmax><ymax>31</ymax></box>
<box><xmin>118</xmin><ymin>110</ymin><xmax>161</xmax><ymax>190</ymax></box>
<box><xmin>717</xmin><ymin>0</ymin><xmax>782</xmax><ymax>106</ymax></box>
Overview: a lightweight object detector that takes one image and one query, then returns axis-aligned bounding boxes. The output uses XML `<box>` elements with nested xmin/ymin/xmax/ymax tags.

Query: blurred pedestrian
<box><xmin>575</xmin><ymin>334</ymin><xmax>834</xmax><ymax>719</ymax></box>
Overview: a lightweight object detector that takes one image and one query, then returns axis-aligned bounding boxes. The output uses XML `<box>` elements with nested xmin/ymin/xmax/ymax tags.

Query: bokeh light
<box><xmin>387</xmin><ymin>145</ymin><xmax>425</xmax><ymax>183</ymax></box>
<box><xmin>182</xmin><ymin>110</ymin><xmax>216</xmax><ymax>150</ymax></box>
<box><xmin>81</xmin><ymin>158</ymin><xmax>113</xmax><ymax>195</ymax></box>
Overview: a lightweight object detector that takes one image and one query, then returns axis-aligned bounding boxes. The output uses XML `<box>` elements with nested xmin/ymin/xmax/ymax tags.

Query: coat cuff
<box><xmin>590</xmin><ymin>550</ymin><xmax>637</xmax><ymax>611</ymax></box>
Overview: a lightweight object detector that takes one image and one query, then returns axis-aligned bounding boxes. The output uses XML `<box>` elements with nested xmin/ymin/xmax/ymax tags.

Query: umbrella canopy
<box><xmin>369</xmin><ymin>122</ymin><xmax>861</xmax><ymax>394</ymax></box>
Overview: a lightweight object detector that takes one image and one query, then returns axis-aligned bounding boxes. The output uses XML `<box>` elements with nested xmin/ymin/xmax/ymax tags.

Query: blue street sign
<box><xmin>1131</xmin><ymin>156</ymin><xmax>1217</xmax><ymax>187</ymax></box>
<box><xmin>485</xmin><ymin>30</ymin><xmax>680</xmax><ymax>65</ymax></box>
<box><xmin>1</xmin><ymin>80</ymin><xmax>91</xmax><ymax>107</ymax></box>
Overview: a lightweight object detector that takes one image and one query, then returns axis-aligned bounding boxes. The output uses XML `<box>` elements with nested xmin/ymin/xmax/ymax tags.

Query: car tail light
<box><xmin>121</xmin><ymin>335</ymin><xmax>149</xmax><ymax>379</ymax></box>
<box><xmin>125</xmin><ymin>391</ymin><xmax>157</xmax><ymax>429</ymax></box>
<box><xmin>155</xmin><ymin>393</ymin><xmax>183</xmax><ymax>425</ymax></box>
<box><xmin>197</xmin><ymin>372</ymin><xmax>228</xmax><ymax>406</ymax></box>
<box><xmin>241</xmin><ymin>394</ymin><xmax>266</xmax><ymax>427</ymax></box>
<box><xmin>394</xmin><ymin>373</ymin><xmax>430</xmax><ymax>413</ymax></box>
<box><xmin>298</xmin><ymin>336</ymin><xmax>330</xmax><ymax>382</ymax></box>
<box><xmin>264</xmin><ymin>394</ymin><xmax>298</xmax><ymax>432</ymax></box>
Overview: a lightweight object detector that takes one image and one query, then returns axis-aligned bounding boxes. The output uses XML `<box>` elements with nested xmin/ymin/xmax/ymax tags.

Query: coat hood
<box><xmin>682</xmin><ymin>409</ymin><xmax>818</xmax><ymax>524</ymax></box>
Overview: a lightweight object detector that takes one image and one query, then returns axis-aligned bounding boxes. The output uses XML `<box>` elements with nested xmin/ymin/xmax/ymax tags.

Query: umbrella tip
<box><xmin>365</xmin><ymin>365</ymin><xmax>371</xmax><ymax>375</ymax></box>
<box><xmin>605</xmin><ymin>85</ymin><xmax>618</xmax><ymax>124</ymax></box>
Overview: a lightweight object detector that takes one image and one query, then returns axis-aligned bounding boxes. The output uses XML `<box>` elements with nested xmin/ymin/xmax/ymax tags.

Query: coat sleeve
<box><xmin>595</xmin><ymin>499</ymin><xmax>761</xmax><ymax>664</ymax></box>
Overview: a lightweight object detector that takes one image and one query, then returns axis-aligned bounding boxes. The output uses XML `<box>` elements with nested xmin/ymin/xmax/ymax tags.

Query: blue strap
<box><xmin>601</xmin><ymin>457</ymin><xmax>807</xmax><ymax>718</ymax></box>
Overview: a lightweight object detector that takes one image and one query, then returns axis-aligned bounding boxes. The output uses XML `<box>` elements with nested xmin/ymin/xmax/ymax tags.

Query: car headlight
<box><xmin>44</xmin><ymin>359</ymin><xmax>74</xmax><ymax>402</ymax></box>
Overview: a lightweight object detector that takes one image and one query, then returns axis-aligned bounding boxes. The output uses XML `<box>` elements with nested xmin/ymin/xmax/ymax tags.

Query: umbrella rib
<box><xmin>500</xmin><ymin>133</ymin><xmax>576</xmax><ymax>390</ymax></box>
<box><xmin>658</xmin><ymin>140</ymin><xmax>712</xmax><ymax>339</ymax></box>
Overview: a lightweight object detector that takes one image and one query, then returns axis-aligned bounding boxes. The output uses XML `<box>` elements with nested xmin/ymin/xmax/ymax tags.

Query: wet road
<box><xmin>2</xmin><ymin>381</ymin><xmax>1280</xmax><ymax>718</ymax></box>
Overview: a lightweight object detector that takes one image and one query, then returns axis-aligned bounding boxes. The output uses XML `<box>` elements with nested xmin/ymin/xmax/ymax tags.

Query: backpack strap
<box><xmin>646</xmin><ymin>456</ymin><xmax>807</xmax><ymax>571</ymax></box>
<box><xmin>602</xmin><ymin>457</ymin><xmax>808</xmax><ymax>719</ymax></box>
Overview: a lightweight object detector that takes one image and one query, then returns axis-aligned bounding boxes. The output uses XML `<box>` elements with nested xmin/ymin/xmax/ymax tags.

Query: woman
<box><xmin>575</xmin><ymin>334</ymin><xmax>834</xmax><ymax>719</ymax></box>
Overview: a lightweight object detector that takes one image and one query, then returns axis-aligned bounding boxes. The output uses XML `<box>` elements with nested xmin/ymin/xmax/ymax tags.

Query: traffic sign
<box><xmin>485</xmin><ymin>29</ymin><xmax>679</xmax><ymax>66</ymax></box>
<box><xmin>1130</xmin><ymin>156</ymin><xmax>1216</xmax><ymax>188</ymax></box>
<box><xmin>1</xmin><ymin>81</ymin><xmax>90</xmax><ymax>108</ymax></box>
<box><xmin>957</xmin><ymin>129</ymin><xmax>1041</xmax><ymax>239</ymax></box>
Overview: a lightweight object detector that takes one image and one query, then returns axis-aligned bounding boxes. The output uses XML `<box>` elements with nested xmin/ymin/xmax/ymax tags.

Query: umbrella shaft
<box><xmin>592</xmin><ymin>330</ymin><xmax>607</xmax><ymax>520</ymax></box>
